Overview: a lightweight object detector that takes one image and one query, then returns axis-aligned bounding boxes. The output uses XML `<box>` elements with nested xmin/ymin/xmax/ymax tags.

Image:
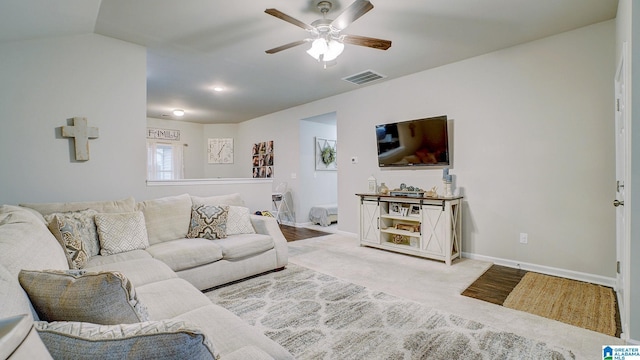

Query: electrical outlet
<box><xmin>519</xmin><ymin>233</ymin><xmax>528</xmax><ymax>244</ymax></box>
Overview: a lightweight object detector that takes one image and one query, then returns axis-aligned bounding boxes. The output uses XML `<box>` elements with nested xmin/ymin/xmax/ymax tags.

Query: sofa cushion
<box><xmin>0</xmin><ymin>265</ymin><xmax>37</xmax><ymax>321</ymax></box>
<box><xmin>146</xmin><ymin>238</ymin><xmax>223</xmax><ymax>272</ymax></box>
<box><xmin>0</xmin><ymin>205</ymin><xmax>69</xmax><ymax>276</ymax></box>
<box><xmin>227</xmin><ymin>206</ymin><xmax>256</xmax><ymax>235</ymax></box>
<box><xmin>0</xmin><ymin>315</ymin><xmax>53</xmax><ymax>360</ymax></box>
<box><xmin>35</xmin><ymin>320</ymin><xmax>218</xmax><ymax>360</ymax></box>
<box><xmin>135</xmin><ymin>278</ymin><xmax>213</xmax><ymax>320</ymax></box>
<box><xmin>84</xmin><ymin>249</ymin><xmax>152</xmax><ymax>268</ymax></box>
<box><xmin>136</xmin><ymin>194</ymin><xmax>192</xmax><ymax>245</ymax></box>
<box><xmin>213</xmin><ymin>234</ymin><xmax>274</xmax><ymax>260</ymax></box>
<box><xmin>20</xmin><ymin>197</ymin><xmax>136</xmax><ymax>217</ymax></box>
<box><xmin>19</xmin><ymin>270</ymin><xmax>148</xmax><ymax>324</ymax></box>
<box><xmin>187</xmin><ymin>204</ymin><xmax>229</xmax><ymax>240</ymax></box>
<box><xmin>84</xmin><ymin>258</ymin><xmax>178</xmax><ymax>288</ymax></box>
<box><xmin>191</xmin><ymin>193</ymin><xmax>246</xmax><ymax>207</ymax></box>
<box><xmin>95</xmin><ymin>212</ymin><xmax>149</xmax><ymax>256</ymax></box>
<box><xmin>45</xmin><ymin>209</ymin><xmax>100</xmax><ymax>258</ymax></box>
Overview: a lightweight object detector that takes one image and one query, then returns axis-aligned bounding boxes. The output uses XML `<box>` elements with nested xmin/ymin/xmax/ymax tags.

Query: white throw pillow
<box><xmin>226</xmin><ymin>206</ymin><xmax>256</xmax><ymax>235</ymax></box>
<box><xmin>95</xmin><ymin>212</ymin><xmax>149</xmax><ymax>255</ymax></box>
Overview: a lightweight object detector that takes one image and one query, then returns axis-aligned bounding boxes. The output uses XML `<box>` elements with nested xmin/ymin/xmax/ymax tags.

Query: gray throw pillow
<box><xmin>19</xmin><ymin>269</ymin><xmax>148</xmax><ymax>324</ymax></box>
<box><xmin>187</xmin><ymin>204</ymin><xmax>229</xmax><ymax>240</ymax></box>
<box><xmin>35</xmin><ymin>320</ymin><xmax>219</xmax><ymax>360</ymax></box>
<box><xmin>44</xmin><ymin>209</ymin><xmax>100</xmax><ymax>267</ymax></box>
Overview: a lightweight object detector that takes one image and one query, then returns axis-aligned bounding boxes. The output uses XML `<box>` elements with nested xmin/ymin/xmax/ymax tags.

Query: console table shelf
<box><xmin>356</xmin><ymin>193</ymin><xmax>462</xmax><ymax>265</ymax></box>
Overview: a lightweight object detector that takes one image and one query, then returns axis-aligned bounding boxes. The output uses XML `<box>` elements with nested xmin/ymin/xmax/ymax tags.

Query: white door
<box><xmin>614</xmin><ymin>43</ymin><xmax>630</xmax><ymax>338</ymax></box>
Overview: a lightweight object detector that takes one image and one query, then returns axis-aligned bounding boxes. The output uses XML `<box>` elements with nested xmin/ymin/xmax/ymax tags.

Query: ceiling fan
<box><xmin>265</xmin><ymin>0</ymin><xmax>391</xmax><ymax>67</ymax></box>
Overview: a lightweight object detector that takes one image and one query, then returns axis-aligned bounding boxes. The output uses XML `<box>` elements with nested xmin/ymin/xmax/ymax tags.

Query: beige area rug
<box><xmin>207</xmin><ymin>264</ymin><xmax>575</xmax><ymax>359</ymax></box>
<box><xmin>502</xmin><ymin>272</ymin><xmax>617</xmax><ymax>337</ymax></box>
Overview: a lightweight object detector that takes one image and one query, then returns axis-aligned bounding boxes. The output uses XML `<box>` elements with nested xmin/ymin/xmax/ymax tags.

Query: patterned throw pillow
<box><xmin>19</xmin><ymin>269</ymin><xmax>149</xmax><ymax>324</ymax></box>
<box><xmin>94</xmin><ymin>212</ymin><xmax>149</xmax><ymax>256</ymax></box>
<box><xmin>226</xmin><ymin>206</ymin><xmax>256</xmax><ymax>235</ymax></box>
<box><xmin>45</xmin><ymin>209</ymin><xmax>100</xmax><ymax>268</ymax></box>
<box><xmin>35</xmin><ymin>320</ymin><xmax>219</xmax><ymax>360</ymax></box>
<box><xmin>187</xmin><ymin>204</ymin><xmax>229</xmax><ymax>240</ymax></box>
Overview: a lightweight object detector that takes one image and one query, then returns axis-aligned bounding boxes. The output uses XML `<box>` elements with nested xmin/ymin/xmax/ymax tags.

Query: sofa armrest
<box><xmin>250</xmin><ymin>215</ymin><xmax>288</xmax><ymax>268</ymax></box>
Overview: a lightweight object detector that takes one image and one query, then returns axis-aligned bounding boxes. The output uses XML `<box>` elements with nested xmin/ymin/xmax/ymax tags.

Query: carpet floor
<box><xmin>206</xmin><ymin>264</ymin><xmax>575</xmax><ymax>360</ymax></box>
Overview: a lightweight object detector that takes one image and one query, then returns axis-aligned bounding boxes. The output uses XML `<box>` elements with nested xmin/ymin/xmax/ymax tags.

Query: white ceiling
<box><xmin>1</xmin><ymin>0</ymin><xmax>618</xmax><ymax>124</ymax></box>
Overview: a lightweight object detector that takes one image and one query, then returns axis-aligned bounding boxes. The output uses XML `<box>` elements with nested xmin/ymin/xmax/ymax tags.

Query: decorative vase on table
<box><xmin>379</xmin><ymin>182</ymin><xmax>389</xmax><ymax>195</ymax></box>
<box><xmin>368</xmin><ymin>175</ymin><xmax>377</xmax><ymax>193</ymax></box>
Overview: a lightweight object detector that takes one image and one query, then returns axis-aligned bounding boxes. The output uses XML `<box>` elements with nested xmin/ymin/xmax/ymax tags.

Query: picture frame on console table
<box><xmin>389</xmin><ymin>202</ymin><xmax>401</xmax><ymax>215</ymax></box>
<box><xmin>409</xmin><ymin>204</ymin><xmax>421</xmax><ymax>217</ymax></box>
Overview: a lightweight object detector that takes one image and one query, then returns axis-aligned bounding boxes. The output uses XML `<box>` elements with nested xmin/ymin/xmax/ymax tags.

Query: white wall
<box><xmin>0</xmin><ymin>34</ymin><xmax>147</xmax><ymax>204</ymax></box>
<box><xmin>202</xmin><ymin>124</ymin><xmax>242</xmax><ymax>178</ymax></box>
<box><xmin>147</xmin><ymin>117</ymin><xmax>205</xmax><ymax>179</ymax></box>
<box><xmin>240</xmin><ymin>21</ymin><xmax>616</xmax><ymax>279</ymax></box>
<box><xmin>299</xmin><ymin>113</ymin><xmax>338</xmax><ymax>224</ymax></box>
<box><xmin>0</xmin><ymin>35</ymin><xmax>269</xmax><ymax>210</ymax></box>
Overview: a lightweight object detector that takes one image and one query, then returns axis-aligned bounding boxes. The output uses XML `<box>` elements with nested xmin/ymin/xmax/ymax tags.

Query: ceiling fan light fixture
<box><xmin>323</xmin><ymin>39</ymin><xmax>344</xmax><ymax>62</ymax></box>
<box><xmin>307</xmin><ymin>38</ymin><xmax>328</xmax><ymax>60</ymax></box>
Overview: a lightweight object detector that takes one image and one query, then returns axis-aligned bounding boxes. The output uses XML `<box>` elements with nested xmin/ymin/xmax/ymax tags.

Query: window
<box><xmin>147</xmin><ymin>141</ymin><xmax>184</xmax><ymax>180</ymax></box>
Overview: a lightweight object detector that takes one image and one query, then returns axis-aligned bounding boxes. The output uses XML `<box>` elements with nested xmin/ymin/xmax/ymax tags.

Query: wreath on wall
<box><xmin>315</xmin><ymin>137</ymin><xmax>337</xmax><ymax>171</ymax></box>
<box><xmin>321</xmin><ymin>145</ymin><xmax>336</xmax><ymax>165</ymax></box>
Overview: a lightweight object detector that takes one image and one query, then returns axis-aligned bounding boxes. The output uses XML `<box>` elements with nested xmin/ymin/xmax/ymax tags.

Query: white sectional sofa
<box><xmin>0</xmin><ymin>193</ymin><xmax>293</xmax><ymax>359</ymax></box>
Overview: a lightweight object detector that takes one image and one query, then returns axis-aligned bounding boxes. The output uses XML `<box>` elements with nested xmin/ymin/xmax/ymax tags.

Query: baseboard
<box><xmin>462</xmin><ymin>252</ymin><xmax>616</xmax><ymax>288</ymax></box>
<box><xmin>625</xmin><ymin>337</ymin><xmax>640</xmax><ymax>345</ymax></box>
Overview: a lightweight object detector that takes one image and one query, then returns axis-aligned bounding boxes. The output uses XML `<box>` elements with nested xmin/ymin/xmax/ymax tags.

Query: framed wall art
<box><xmin>208</xmin><ymin>138</ymin><xmax>233</xmax><ymax>164</ymax></box>
<box><xmin>315</xmin><ymin>137</ymin><xmax>337</xmax><ymax>171</ymax></box>
<box><xmin>252</xmin><ymin>140</ymin><xmax>274</xmax><ymax>178</ymax></box>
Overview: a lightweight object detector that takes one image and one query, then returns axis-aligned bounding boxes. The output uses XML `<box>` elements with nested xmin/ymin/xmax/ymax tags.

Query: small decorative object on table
<box><xmin>378</xmin><ymin>182</ymin><xmax>389</xmax><ymax>195</ymax></box>
<box><xmin>442</xmin><ymin>168</ymin><xmax>453</xmax><ymax>197</ymax></box>
<box><xmin>368</xmin><ymin>175</ymin><xmax>377</xmax><ymax>193</ymax></box>
<box><xmin>396</xmin><ymin>223</ymin><xmax>420</xmax><ymax>232</ymax></box>
<box><xmin>389</xmin><ymin>183</ymin><xmax>426</xmax><ymax>197</ymax></box>
<box><xmin>391</xmin><ymin>234</ymin><xmax>410</xmax><ymax>245</ymax></box>
<box><xmin>425</xmin><ymin>186</ymin><xmax>438</xmax><ymax>197</ymax></box>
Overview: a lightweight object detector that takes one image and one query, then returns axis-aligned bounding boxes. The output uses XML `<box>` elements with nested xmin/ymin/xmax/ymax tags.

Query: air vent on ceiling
<box><xmin>342</xmin><ymin>70</ymin><xmax>386</xmax><ymax>85</ymax></box>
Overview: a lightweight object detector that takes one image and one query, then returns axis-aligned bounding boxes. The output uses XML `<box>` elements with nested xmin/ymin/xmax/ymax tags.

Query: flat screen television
<box><xmin>376</xmin><ymin>115</ymin><xmax>449</xmax><ymax>168</ymax></box>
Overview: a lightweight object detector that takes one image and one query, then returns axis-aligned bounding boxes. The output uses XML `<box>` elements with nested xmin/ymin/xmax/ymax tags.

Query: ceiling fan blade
<box><xmin>331</xmin><ymin>0</ymin><xmax>374</xmax><ymax>31</ymax></box>
<box><xmin>342</xmin><ymin>34</ymin><xmax>391</xmax><ymax>50</ymax></box>
<box><xmin>265</xmin><ymin>9</ymin><xmax>315</xmax><ymax>31</ymax></box>
<box><xmin>265</xmin><ymin>39</ymin><xmax>311</xmax><ymax>54</ymax></box>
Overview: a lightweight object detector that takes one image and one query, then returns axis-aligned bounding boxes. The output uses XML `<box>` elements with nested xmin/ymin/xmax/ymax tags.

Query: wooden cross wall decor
<box><xmin>61</xmin><ymin>117</ymin><xmax>99</xmax><ymax>161</ymax></box>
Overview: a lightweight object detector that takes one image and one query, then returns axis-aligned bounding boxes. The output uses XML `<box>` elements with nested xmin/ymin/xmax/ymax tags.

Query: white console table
<box><xmin>357</xmin><ymin>193</ymin><xmax>462</xmax><ymax>265</ymax></box>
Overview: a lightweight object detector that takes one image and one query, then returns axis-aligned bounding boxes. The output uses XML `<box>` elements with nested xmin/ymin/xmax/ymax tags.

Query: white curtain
<box><xmin>146</xmin><ymin>141</ymin><xmax>184</xmax><ymax>180</ymax></box>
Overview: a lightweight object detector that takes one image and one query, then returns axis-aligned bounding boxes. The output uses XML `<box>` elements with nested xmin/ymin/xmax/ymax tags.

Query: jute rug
<box><xmin>206</xmin><ymin>264</ymin><xmax>574</xmax><ymax>359</ymax></box>
<box><xmin>502</xmin><ymin>272</ymin><xmax>617</xmax><ymax>337</ymax></box>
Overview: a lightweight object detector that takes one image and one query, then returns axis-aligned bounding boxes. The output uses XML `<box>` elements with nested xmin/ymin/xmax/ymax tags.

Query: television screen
<box><xmin>376</xmin><ymin>115</ymin><xmax>449</xmax><ymax>167</ymax></box>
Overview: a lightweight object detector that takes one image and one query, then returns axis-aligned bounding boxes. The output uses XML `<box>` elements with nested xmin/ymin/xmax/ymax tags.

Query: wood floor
<box><xmin>461</xmin><ymin>264</ymin><xmax>527</xmax><ymax>305</ymax></box>
<box><xmin>279</xmin><ymin>224</ymin><xmax>330</xmax><ymax>242</ymax></box>
<box><xmin>463</xmin><ymin>264</ymin><xmax>623</xmax><ymax>337</ymax></box>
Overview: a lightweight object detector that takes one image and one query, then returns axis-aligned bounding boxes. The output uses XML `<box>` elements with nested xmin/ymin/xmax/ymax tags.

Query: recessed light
<box><xmin>172</xmin><ymin>109</ymin><xmax>185</xmax><ymax>117</ymax></box>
